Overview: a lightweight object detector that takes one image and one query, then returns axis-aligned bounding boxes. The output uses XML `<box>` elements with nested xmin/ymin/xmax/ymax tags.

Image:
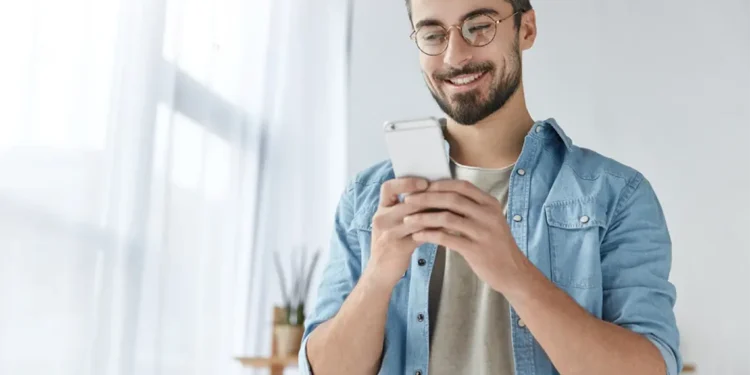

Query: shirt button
<box><xmin>580</xmin><ymin>215</ymin><xmax>590</xmax><ymax>224</ymax></box>
<box><xmin>517</xmin><ymin>169</ymin><xmax>526</xmax><ymax>176</ymax></box>
<box><xmin>535</xmin><ymin>125</ymin><xmax>543</xmax><ymax>133</ymax></box>
<box><xmin>518</xmin><ymin>319</ymin><xmax>526</xmax><ymax>328</ymax></box>
<box><xmin>513</xmin><ymin>215</ymin><xmax>523</xmax><ymax>222</ymax></box>
<box><xmin>416</xmin><ymin>371</ymin><xmax>423</xmax><ymax>375</ymax></box>
<box><xmin>418</xmin><ymin>258</ymin><xmax>426</xmax><ymax>266</ymax></box>
<box><xmin>417</xmin><ymin>313</ymin><xmax>425</xmax><ymax>322</ymax></box>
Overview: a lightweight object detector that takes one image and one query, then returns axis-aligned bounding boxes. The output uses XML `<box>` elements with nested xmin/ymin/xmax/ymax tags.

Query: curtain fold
<box><xmin>244</xmin><ymin>0</ymin><xmax>350</xmax><ymax>363</ymax></box>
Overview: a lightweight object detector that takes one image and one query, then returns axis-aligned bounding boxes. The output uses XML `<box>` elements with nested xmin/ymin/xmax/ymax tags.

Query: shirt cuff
<box><xmin>297</xmin><ymin>334</ymin><xmax>314</xmax><ymax>375</ymax></box>
<box><xmin>647</xmin><ymin>335</ymin><xmax>680</xmax><ymax>375</ymax></box>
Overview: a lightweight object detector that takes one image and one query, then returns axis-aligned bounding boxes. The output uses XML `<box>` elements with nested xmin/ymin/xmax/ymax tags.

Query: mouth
<box><xmin>442</xmin><ymin>70</ymin><xmax>490</xmax><ymax>93</ymax></box>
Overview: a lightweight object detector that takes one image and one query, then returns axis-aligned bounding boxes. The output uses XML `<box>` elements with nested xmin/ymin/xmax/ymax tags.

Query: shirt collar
<box><xmin>529</xmin><ymin>118</ymin><xmax>573</xmax><ymax>151</ymax></box>
<box><xmin>439</xmin><ymin>117</ymin><xmax>572</xmax><ymax>154</ymax></box>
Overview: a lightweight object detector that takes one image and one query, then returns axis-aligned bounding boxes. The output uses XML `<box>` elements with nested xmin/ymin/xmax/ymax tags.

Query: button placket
<box><xmin>505</xmin><ymin>133</ymin><xmax>539</xmax><ymax>375</ymax></box>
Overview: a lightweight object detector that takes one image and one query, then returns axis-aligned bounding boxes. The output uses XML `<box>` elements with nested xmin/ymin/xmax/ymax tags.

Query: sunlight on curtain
<box><xmin>0</xmin><ymin>0</ymin><xmax>347</xmax><ymax>374</ymax></box>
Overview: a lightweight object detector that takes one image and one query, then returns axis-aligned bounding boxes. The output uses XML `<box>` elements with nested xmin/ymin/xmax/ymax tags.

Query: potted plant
<box><xmin>272</xmin><ymin>246</ymin><xmax>320</xmax><ymax>356</ymax></box>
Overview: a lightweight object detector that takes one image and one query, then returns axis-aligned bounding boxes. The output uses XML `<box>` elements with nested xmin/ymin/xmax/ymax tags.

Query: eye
<box><xmin>467</xmin><ymin>23</ymin><xmax>492</xmax><ymax>34</ymax></box>
<box><xmin>423</xmin><ymin>32</ymin><xmax>446</xmax><ymax>42</ymax></box>
<box><xmin>416</xmin><ymin>26</ymin><xmax>448</xmax><ymax>45</ymax></box>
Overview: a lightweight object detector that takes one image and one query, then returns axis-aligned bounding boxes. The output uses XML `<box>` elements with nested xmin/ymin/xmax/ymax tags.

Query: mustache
<box><xmin>433</xmin><ymin>62</ymin><xmax>495</xmax><ymax>81</ymax></box>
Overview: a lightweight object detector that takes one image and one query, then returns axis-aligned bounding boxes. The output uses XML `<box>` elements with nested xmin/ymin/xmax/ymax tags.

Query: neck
<box><xmin>444</xmin><ymin>85</ymin><xmax>534</xmax><ymax>169</ymax></box>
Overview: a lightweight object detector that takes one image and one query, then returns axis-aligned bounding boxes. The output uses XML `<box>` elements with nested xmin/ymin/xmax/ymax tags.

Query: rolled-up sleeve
<box><xmin>298</xmin><ymin>183</ymin><xmax>362</xmax><ymax>374</ymax></box>
<box><xmin>600</xmin><ymin>173</ymin><xmax>682</xmax><ymax>375</ymax></box>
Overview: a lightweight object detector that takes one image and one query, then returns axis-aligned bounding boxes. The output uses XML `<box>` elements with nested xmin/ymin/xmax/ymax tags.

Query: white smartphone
<box><xmin>383</xmin><ymin>117</ymin><xmax>452</xmax><ymax>181</ymax></box>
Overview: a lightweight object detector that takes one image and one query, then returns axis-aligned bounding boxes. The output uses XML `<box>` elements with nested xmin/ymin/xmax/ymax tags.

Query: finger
<box><xmin>389</xmin><ymin>201</ymin><xmax>434</xmax><ymax>219</ymax></box>
<box><xmin>379</xmin><ymin>178</ymin><xmax>429</xmax><ymax>208</ymax></box>
<box><xmin>404</xmin><ymin>211</ymin><xmax>479</xmax><ymax>240</ymax></box>
<box><xmin>384</xmin><ymin>219</ymin><xmax>433</xmax><ymax>242</ymax></box>
<box><xmin>426</xmin><ymin>180</ymin><xmax>495</xmax><ymax>206</ymax></box>
<box><xmin>373</xmin><ymin>202</ymin><xmax>434</xmax><ymax>230</ymax></box>
<box><xmin>412</xmin><ymin>229</ymin><xmax>473</xmax><ymax>250</ymax></box>
<box><xmin>404</xmin><ymin>192</ymin><xmax>487</xmax><ymax>220</ymax></box>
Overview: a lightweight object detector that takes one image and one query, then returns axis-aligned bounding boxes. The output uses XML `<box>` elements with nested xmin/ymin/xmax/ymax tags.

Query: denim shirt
<box><xmin>299</xmin><ymin>118</ymin><xmax>681</xmax><ymax>375</ymax></box>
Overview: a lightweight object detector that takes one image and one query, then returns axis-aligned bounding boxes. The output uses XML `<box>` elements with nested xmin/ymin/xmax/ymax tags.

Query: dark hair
<box><xmin>406</xmin><ymin>0</ymin><xmax>532</xmax><ymax>29</ymax></box>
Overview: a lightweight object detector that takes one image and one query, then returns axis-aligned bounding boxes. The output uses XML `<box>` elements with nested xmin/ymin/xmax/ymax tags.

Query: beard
<box><xmin>426</xmin><ymin>40</ymin><xmax>522</xmax><ymax>126</ymax></box>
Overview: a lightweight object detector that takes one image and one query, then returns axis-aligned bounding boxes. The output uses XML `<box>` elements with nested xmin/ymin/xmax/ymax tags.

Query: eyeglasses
<box><xmin>410</xmin><ymin>11</ymin><xmax>523</xmax><ymax>56</ymax></box>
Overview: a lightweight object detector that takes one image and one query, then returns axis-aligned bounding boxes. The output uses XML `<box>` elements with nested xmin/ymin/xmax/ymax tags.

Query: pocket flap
<box><xmin>545</xmin><ymin>198</ymin><xmax>608</xmax><ymax>229</ymax></box>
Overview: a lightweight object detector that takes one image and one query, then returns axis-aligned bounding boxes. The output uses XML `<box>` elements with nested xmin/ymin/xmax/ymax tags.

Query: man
<box><xmin>299</xmin><ymin>0</ymin><xmax>681</xmax><ymax>374</ymax></box>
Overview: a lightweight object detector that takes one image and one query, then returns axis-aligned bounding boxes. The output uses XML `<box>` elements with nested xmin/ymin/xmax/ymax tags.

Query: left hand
<box><xmin>403</xmin><ymin>179</ymin><xmax>528</xmax><ymax>293</ymax></box>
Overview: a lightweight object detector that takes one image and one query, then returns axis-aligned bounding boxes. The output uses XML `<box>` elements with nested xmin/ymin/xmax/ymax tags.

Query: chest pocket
<box><xmin>351</xmin><ymin>203</ymin><xmax>376</xmax><ymax>267</ymax></box>
<box><xmin>545</xmin><ymin>198</ymin><xmax>608</xmax><ymax>289</ymax></box>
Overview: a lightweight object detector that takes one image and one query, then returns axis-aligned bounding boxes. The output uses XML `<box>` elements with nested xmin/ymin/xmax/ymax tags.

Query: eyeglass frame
<box><xmin>409</xmin><ymin>10</ymin><xmax>525</xmax><ymax>56</ymax></box>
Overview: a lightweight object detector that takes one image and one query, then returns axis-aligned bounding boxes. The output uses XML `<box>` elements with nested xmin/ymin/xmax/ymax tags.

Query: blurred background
<box><xmin>0</xmin><ymin>0</ymin><xmax>747</xmax><ymax>375</ymax></box>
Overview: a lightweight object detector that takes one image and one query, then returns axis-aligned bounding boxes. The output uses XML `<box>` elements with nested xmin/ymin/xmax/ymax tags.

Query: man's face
<box><xmin>410</xmin><ymin>0</ymin><xmax>528</xmax><ymax>125</ymax></box>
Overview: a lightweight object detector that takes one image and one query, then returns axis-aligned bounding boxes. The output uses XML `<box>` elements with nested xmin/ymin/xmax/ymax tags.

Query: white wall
<box><xmin>348</xmin><ymin>0</ymin><xmax>750</xmax><ymax>373</ymax></box>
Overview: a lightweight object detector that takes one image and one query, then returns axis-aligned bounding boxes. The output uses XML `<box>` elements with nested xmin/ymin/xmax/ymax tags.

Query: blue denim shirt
<box><xmin>299</xmin><ymin>118</ymin><xmax>681</xmax><ymax>375</ymax></box>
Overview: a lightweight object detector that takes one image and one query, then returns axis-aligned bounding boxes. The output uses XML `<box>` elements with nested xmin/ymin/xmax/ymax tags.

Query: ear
<box><xmin>518</xmin><ymin>9</ymin><xmax>537</xmax><ymax>51</ymax></box>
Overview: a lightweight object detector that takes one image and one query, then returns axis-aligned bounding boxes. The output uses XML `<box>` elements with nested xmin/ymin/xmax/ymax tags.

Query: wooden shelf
<box><xmin>236</xmin><ymin>356</ymin><xmax>298</xmax><ymax>368</ymax></box>
<box><xmin>238</xmin><ymin>307</ymin><xmax>302</xmax><ymax>375</ymax></box>
<box><xmin>682</xmin><ymin>363</ymin><xmax>697</xmax><ymax>373</ymax></box>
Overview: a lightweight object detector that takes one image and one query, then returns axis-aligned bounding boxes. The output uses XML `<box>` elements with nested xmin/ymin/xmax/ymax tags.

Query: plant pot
<box><xmin>274</xmin><ymin>324</ymin><xmax>304</xmax><ymax>356</ymax></box>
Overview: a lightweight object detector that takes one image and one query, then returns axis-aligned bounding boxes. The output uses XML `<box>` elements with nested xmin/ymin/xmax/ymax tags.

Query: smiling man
<box><xmin>299</xmin><ymin>1</ymin><xmax>681</xmax><ymax>375</ymax></box>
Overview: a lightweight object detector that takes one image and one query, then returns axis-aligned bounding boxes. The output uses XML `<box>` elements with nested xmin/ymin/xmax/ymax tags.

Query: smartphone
<box><xmin>383</xmin><ymin>117</ymin><xmax>452</xmax><ymax>181</ymax></box>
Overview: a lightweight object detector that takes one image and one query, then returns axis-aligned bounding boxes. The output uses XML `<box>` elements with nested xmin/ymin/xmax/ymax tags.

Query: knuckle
<box><xmin>406</xmin><ymin>214</ymin><xmax>421</xmax><ymax>224</ymax></box>
<box><xmin>380</xmin><ymin>181</ymin><xmax>393</xmax><ymax>194</ymax></box>
<box><xmin>440</xmin><ymin>212</ymin><xmax>453</xmax><ymax>224</ymax></box>
<box><xmin>407</xmin><ymin>196</ymin><xmax>422</xmax><ymax>207</ymax></box>
<box><xmin>448</xmin><ymin>194</ymin><xmax>461</xmax><ymax>205</ymax></box>
<box><xmin>407</xmin><ymin>178</ymin><xmax>426</xmax><ymax>191</ymax></box>
<box><xmin>372</xmin><ymin>213</ymin><xmax>386</xmax><ymax>229</ymax></box>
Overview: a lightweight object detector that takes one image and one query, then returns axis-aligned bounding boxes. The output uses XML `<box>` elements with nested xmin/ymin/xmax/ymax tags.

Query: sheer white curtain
<box><xmin>0</xmin><ymin>0</ymin><xmax>348</xmax><ymax>374</ymax></box>
<box><xmin>244</xmin><ymin>0</ymin><xmax>349</xmax><ymax>369</ymax></box>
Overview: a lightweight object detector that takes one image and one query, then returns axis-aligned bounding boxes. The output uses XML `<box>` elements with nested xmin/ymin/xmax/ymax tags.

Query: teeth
<box><xmin>449</xmin><ymin>72</ymin><xmax>483</xmax><ymax>85</ymax></box>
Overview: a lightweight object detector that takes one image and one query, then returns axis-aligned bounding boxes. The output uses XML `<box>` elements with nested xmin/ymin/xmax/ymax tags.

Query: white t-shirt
<box><xmin>428</xmin><ymin>159</ymin><xmax>516</xmax><ymax>375</ymax></box>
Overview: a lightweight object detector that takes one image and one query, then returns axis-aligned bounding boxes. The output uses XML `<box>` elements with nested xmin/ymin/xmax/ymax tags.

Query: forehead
<box><xmin>411</xmin><ymin>0</ymin><xmax>511</xmax><ymax>25</ymax></box>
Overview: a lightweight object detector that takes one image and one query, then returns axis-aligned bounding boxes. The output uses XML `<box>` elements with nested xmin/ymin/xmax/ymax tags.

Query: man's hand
<box><xmin>365</xmin><ymin>177</ymin><xmax>432</xmax><ymax>290</ymax></box>
<box><xmin>403</xmin><ymin>179</ymin><xmax>672</xmax><ymax>375</ymax></box>
<box><xmin>402</xmin><ymin>179</ymin><xmax>524</xmax><ymax>293</ymax></box>
<box><xmin>304</xmin><ymin>178</ymin><xmax>433</xmax><ymax>375</ymax></box>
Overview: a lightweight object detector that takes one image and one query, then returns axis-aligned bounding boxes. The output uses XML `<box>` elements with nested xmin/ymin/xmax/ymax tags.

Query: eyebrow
<box><xmin>414</xmin><ymin>7</ymin><xmax>500</xmax><ymax>30</ymax></box>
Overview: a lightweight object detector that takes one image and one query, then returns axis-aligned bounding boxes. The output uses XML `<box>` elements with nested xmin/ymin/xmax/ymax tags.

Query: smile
<box><xmin>442</xmin><ymin>70</ymin><xmax>490</xmax><ymax>92</ymax></box>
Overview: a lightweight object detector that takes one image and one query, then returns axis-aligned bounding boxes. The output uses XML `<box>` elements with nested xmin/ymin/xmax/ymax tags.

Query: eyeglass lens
<box><xmin>414</xmin><ymin>14</ymin><xmax>497</xmax><ymax>55</ymax></box>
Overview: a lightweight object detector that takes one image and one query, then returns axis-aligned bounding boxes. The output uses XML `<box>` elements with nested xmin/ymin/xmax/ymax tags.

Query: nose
<box><xmin>443</xmin><ymin>27</ymin><xmax>472</xmax><ymax>68</ymax></box>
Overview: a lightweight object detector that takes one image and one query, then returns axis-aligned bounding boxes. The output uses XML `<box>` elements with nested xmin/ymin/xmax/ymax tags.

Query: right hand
<box><xmin>364</xmin><ymin>177</ymin><xmax>431</xmax><ymax>289</ymax></box>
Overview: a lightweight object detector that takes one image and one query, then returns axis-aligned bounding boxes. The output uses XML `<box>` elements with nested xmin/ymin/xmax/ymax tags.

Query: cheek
<box><xmin>420</xmin><ymin>56</ymin><xmax>443</xmax><ymax>82</ymax></box>
<box><xmin>480</xmin><ymin>39</ymin><xmax>516</xmax><ymax>67</ymax></box>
